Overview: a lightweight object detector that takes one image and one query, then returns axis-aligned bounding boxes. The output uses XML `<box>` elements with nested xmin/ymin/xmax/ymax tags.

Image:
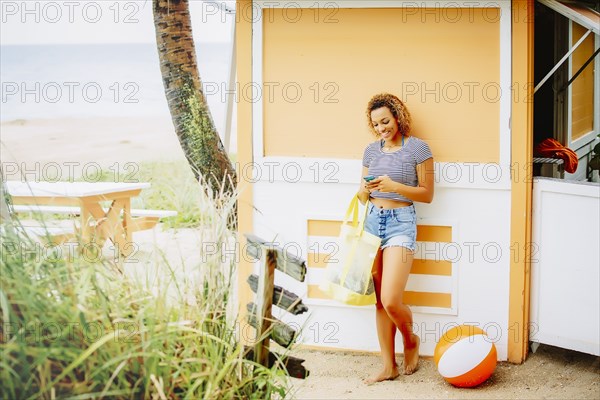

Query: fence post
<box><xmin>254</xmin><ymin>246</ymin><xmax>276</xmax><ymax>367</ymax></box>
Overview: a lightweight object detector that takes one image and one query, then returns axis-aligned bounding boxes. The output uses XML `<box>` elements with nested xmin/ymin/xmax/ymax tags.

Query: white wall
<box><xmin>531</xmin><ymin>177</ymin><xmax>600</xmax><ymax>356</ymax></box>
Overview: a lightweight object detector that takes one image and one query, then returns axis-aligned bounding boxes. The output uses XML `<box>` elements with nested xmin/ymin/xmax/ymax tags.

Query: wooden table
<box><xmin>5</xmin><ymin>181</ymin><xmax>151</xmax><ymax>256</ymax></box>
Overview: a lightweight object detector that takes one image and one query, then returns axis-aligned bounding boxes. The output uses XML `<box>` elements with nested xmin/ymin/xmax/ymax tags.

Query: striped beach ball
<box><xmin>434</xmin><ymin>325</ymin><xmax>497</xmax><ymax>387</ymax></box>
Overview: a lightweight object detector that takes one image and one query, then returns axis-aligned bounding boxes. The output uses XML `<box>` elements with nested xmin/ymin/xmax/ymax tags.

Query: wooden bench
<box><xmin>12</xmin><ymin>205</ymin><xmax>177</xmax><ymax>235</ymax></box>
<box><xmin>2</xmin><ymin>224</ymin><xmax>76</xmax><ymax>246</ymax></box>
<box><xmin>2</xmin><ymin>180</ymin><xmax>176</xmax><ymax>254</ymax></box>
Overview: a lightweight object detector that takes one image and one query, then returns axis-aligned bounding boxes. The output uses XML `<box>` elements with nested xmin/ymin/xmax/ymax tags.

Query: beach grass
<box><xmin>131</xmin><ymin>160</ymin><xmax>205</xmax><ymax>228</ymax></box>
<box><xmin>0</xmin><ymin>186</ymin><xmax>293</xmax><ymax>399</ymax></box>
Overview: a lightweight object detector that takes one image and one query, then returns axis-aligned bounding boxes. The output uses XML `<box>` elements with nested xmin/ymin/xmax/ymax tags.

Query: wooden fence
<box><xmin>243</xmin><ymin>234</ymin><xmax>309</xmax><ymax>379</ymax></box>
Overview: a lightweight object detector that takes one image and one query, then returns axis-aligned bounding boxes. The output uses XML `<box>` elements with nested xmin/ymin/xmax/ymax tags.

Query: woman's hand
<box><xmin>366</xmin><ymin>175</ymin><xmax>398</xmax><ymax>193</ymax></box>
<box><xmin>357</xmin><ymin>178</ymin><xmax>370</xmax><ymax>205</ymax></box>
<box><xmin>357</xmin><ymin>168</ymin><xmax>372</xmax><ymax>205</ymax></box>
<box><xmin>360</xmin><ymin>178</ymin><xmax>370</xmax><ymax>194</ymax></box>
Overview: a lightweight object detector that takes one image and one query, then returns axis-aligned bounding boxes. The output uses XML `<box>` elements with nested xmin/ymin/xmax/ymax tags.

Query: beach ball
<box><xmin>434</xmin><ymin>325</ymin><xmax>497</xmax><ymax>387</ymax></box>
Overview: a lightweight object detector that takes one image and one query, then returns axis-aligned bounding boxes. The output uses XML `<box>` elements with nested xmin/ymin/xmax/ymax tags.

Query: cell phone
<box><xmin>363</xmin><ymin>175</ymin><xmax>376</xmax><ymax>182</ymax></box>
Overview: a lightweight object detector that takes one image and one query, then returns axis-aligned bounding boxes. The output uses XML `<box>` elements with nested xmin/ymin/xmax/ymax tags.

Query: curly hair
<box><xmin>365</xmin><ymin>93</ymin><xmax>412</xmax><ymax>137</ymax></box>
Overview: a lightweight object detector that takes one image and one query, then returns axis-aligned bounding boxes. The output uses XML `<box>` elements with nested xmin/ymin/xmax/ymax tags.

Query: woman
<box><xmin>357</xmin><ymin>93</ymin><xmax>434</xmax><ymax>384</ymax></box>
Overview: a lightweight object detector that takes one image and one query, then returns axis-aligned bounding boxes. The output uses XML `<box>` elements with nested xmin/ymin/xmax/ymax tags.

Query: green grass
<box><xmin>0</xmin><ymin>188</ymin><xmax>294</xmax><ymax>399</ymax></box>
<box><xmin>114</xmin><ymin>159</ymin><xmax>240</xmax><ymax>228</ymax></box>
<box><xmin>98</xmin><ymin>160</ymin><xmax>208</xmax><ymax>229</ymax></box>
<box><xmin>130</xmin><ymin>160</ymin><xmax>205</xmax><ymax>228</ymax></box>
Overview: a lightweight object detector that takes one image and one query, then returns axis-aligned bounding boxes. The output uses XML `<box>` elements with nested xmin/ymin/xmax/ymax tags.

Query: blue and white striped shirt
<box><xmin>362</xmin><ymin>136</ymin><xmax>433</xmax><ymax>204</ymax></box>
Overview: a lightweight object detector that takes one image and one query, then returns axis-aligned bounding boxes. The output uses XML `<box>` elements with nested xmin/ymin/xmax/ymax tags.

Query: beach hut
<box><xmin>233</xmin><ymin>0</ymin><xmax>600</xmax><ymax>363</ymax></box>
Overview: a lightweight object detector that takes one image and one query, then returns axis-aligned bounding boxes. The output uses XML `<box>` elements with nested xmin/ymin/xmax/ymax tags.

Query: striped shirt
<box><xmin>362</xmin><ymin>136</ymin><xmax>433</xmax><ymax>204</ymax></box>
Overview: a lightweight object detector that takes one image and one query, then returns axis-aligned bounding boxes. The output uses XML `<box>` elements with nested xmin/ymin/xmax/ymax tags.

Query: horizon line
<box><xmin>0</xmin><ymin>41</ymin><xmax>233</xmax><ymax>46</ymax></box>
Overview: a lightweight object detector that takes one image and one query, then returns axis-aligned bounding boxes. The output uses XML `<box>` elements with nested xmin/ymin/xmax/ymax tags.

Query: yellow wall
<box><xmin>571</xmin><ymin>22</ymin><xmax>595</xmax><ymax>141</ymax></box>
<box><xmin>262</xmin><ymin>8</ymin><xmax>501</xmax><ymax>162</ymax></box>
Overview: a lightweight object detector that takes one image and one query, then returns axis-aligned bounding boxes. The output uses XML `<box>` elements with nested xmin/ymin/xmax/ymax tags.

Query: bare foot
<box><xmin>403</xmin><ymin>334</ymin><xmax>420</xmax><ymax>375</ymax></box>
<box><xmin>364</xmin><ymin>365</ymin><xmax>400</xmax><ymax>385</ymax></box>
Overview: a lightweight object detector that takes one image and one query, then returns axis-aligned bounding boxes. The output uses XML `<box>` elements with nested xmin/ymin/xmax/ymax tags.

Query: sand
<box><xmin>2</xmin><ymin>117</ymin><xmax>599</xmax><ymax>399</ymax></box>
<box><xmin>1</xmin><ymin>116</ymin><xmax>186</xmax><ymax>180</ymax></box>
<box><xmin>290</xmin><ymin>346</ymin><xmax>599</xmax><ymax>399</ymax></box>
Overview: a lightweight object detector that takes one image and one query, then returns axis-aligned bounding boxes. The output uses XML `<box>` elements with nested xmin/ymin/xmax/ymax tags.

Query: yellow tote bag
<box><xmin>320</xmin><ymin>195</ymin><xmax>381</xmax><ymax>306</ymax></box>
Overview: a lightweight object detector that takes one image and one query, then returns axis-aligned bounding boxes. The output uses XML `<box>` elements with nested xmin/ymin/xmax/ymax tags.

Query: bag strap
<box><xmin>343</xmin><ymin>195</ymin><xmax>370</xmax><ymax>234</ymax></box>
<box><xmin>338</xmin><ymin>196</ymin><xmax>372</xmax><ymax>287</ymax></box>
<box><xmin>343</xmin><ymin>195</ymin><xmax>359</xmax><ymax>227</ymax></box>
<box><xmin>357</xmin><ymin>197</ymin><xmax>369</xmax><ymax>233</ymax></box>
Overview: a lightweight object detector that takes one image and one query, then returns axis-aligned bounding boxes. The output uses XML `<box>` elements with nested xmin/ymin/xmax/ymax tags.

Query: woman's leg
<box><xmin>380</xmin><ymin>246</ymin><xmax>420</xmax><ymax>374</ymax></box>
<box><xmin>365</xmin><ymin>248</ymin><xmax>400</xmax><ymax>384</ymax></box>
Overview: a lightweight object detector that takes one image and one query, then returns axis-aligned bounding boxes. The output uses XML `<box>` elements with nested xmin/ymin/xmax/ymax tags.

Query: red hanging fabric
<box><xmin>534</xmin><ymin>138</ymin><xmax>579</xmax><ymax>174</ymax></box>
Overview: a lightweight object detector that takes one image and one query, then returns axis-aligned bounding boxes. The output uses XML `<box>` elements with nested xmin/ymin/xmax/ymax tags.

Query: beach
<box><xmin>1</xmin><ymin>117</ymin><xmax>185</xmax><ymax>178</ymax></box>
<box><xmin>2</xmin><ymin>117</ymin><xmax>599</xmax><ymax>399</ymax></box>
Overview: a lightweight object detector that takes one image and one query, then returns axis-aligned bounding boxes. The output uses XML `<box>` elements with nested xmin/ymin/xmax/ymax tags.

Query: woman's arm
<box><xmin>357</xmin><ymin>166</ymin><xmax>371</xmax><ymax>205</ymax></box>
<box><xmin>367</xmin><ymin>158</ymin><xmax>435</xmax><ymax>203</ymax></box>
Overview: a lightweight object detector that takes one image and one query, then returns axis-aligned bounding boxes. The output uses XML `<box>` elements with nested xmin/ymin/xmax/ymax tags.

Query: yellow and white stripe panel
<box><xmin>305</xmin><ymin>218</ymin><xmax>457</xmax><ymax>315</ymax></box>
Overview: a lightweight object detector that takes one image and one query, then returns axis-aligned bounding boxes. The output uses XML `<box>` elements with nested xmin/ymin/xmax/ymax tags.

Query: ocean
<box><xmin>0</xmin><ymin>42</ymin><xmax>233</xmax><ymax>131</ymax></box>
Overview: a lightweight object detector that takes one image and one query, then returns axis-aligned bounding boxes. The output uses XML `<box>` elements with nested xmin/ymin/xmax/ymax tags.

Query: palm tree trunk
<box><xmin>152</xmin><ymin>0</ymin><xmax>237</xmax><ymax>207</ymax></box>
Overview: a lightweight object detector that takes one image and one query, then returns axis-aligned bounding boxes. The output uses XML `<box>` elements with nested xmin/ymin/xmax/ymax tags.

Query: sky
<box><xmin>0</xmin><ymin>0</ymin><xmax>235</xmax><ymax>44</ymax></box>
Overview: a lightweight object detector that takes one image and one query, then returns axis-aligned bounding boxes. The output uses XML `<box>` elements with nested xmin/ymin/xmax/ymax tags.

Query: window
<box><xmin>534</xmin><ymin>0</ymin><xmax>599</xmax><ymax>181</ymax></box>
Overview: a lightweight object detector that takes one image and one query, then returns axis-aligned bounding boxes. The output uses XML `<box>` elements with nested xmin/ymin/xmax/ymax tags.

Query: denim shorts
<box><xmin>364</xmin><ymin>202</ymin><xmax>417</xmax><ymax>252</ymax></box>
